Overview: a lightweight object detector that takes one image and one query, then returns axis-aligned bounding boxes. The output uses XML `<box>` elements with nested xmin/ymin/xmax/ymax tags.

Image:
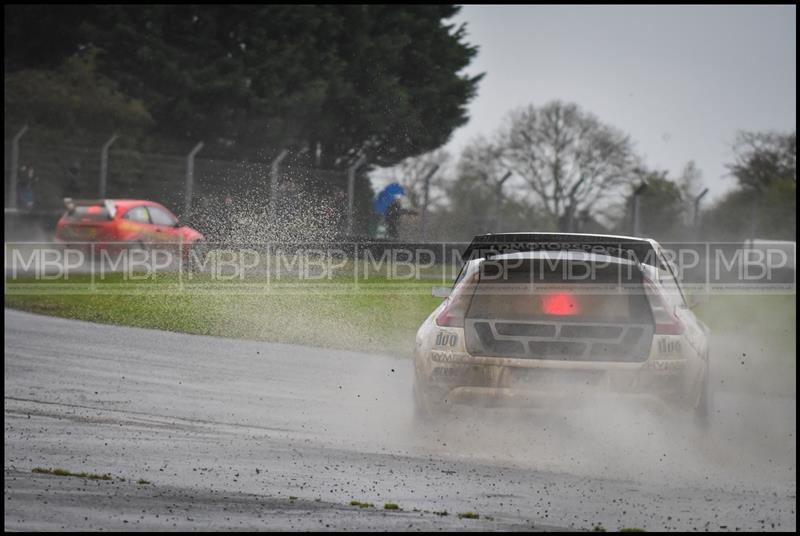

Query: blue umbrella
<box><xmin>373</xmin><ymin>182</ymin><xmax>405</xmax><ymax>216</ymax></box>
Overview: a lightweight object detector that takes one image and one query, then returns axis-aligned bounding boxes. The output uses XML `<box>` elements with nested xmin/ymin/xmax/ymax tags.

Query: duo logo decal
<box><xmin>658</xmin><ymin>338</ymin><xmax>682</xmax><ymax>354</ymax></box>
<box><xmin>435</xmin><ymin>331</ymin><xmax>458</xmax><ymax>347</ymax></box>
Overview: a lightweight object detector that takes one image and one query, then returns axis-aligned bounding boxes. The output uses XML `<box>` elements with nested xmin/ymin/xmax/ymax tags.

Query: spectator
<box><xmin>18</xmin><ymin>165</ymin><xmax>36</xmax><ymax>211</ymax></box>
<box><xmin>385</xmin><ymin>198</ymin><xmax>401</xmax><ymax>240</ymax></box>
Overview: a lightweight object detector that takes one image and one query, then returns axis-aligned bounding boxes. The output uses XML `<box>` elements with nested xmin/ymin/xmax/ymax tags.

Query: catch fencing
<box><xmin>4</xmin><ymin>133</ymin><xmax>351</xmax><ymax>236</ymax></box>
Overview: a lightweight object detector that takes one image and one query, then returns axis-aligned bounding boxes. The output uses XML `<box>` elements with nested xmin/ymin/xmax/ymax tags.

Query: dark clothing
<box><xmin>385</xmin><ymin>200</ymin><xmax>401</xmax><ymax>240</ymax></box>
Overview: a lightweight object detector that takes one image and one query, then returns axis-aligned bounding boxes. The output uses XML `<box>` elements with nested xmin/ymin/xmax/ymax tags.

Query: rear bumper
<box><xmin>443</xmin><ymin>385</ymin><xmax>674</xmax><ymax>412</ymax></box>
<box><xmin>418</xmin><ymin>356</ymin><xmax>695</xmax><ymax>412</ymax></box>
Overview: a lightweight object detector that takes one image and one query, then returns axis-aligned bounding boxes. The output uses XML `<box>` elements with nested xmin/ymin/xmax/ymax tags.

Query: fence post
<box><xmin>99</xmin><ymin>134</ymin><xmax>118</xmax><ymax>198</ymax></box>
<box><xmin>269</xmin><ymin>149</ymin><xmax>288</xmax><ymax>220</ymax></box>
<box><xmin>632</xmin><ymin>182</ymin><xmax>648</xmax><ymax>236</ymax></box>
<box><xmin>693</xmin><ymin>188</ymin><xmax>709</xmax><ymax>231</ymax></box>
<box><xmin>347</xmin><ymin>154</ymin><xmax>367</xmax><ymax>236</ymax></box>
<box><xmin>419</xmin><ymin>164</ymin><xmax>440</xmax><ymax>241</ymax></box>
<box><xmin>185</xmin><ymin>141</ymin><xmax>204</xmax><ymax>217</ymax></box>
<box><xmin>8</xmin><ymin>125</ymin><xmax>29</xmax><ymax>210</ymax></box>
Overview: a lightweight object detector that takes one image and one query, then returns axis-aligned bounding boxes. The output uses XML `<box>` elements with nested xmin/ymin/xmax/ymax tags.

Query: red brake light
<box><xmin>542</xmin><ymin>293</ymin><xmax>580</xmax><ymax>316</ymax></box>
<box><xmin>435</xmin><ymin>300</ymin><xmax>463</xmax><ymax>327</ymax></box>
<box><xmin>642</xmin><ymin>277</ymin><xmax>685</xmax><ymax>335</ymax></box>
<box><xmin>435</xmin><ymin>273</ymin><xmax>477</xmax><ymax>328</ymax></box>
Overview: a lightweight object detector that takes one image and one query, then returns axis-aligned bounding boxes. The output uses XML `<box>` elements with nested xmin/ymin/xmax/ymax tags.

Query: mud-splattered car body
<box><xmin>414</xmin><ymin>233</ymin><xmax>711</xmax><ymax>421</ymax></box>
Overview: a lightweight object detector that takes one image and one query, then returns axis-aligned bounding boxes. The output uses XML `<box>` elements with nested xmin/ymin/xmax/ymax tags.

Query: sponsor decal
<box><xmin>648</xmin><ymin>359</ymin><xmax>686</xmax><ymax>371</ymax></box>
<box><xmin>435</xmin><ymin>331</ymin><xmax>458</xmax><ymax>347</ymax></box>
<box><xmin>431</xmin><ymin>367</ymin><xmax>466</xmax><ymax>381</ymax></box>
<box><xmin>431</xmin><ymin>350</ymin><xmax>468</xmax><ymax>363</ymax></box>
<box><xmin>657</xmin><ymin>338</ymin><xmax>682</xmax><ymax>354</ymax></box>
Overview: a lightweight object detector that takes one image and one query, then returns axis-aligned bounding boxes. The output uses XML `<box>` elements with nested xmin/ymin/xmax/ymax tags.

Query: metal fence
<box><xmin>4</xmin><ymin>132</ymin><xmax>355</xmax><ymax>227</ymax></box>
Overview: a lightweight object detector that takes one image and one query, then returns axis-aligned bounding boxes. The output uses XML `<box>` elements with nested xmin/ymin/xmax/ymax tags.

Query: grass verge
<box><xmin>5</xmin><ymin>272</ymin><xmax>441</xmax><ymax>356</ymax></box>
<box><xmin>32</xmin><ymin>467</ymin><xmax>113</xmax><ymax>480</ymax></box>
<box><xmin>5</xmin><ymin>273</ymin><xmax>795</xmax><ymax>369</ymax></box>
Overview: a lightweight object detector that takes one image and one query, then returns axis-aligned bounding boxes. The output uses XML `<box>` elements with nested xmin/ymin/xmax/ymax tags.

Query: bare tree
<box><xmin>459</xmin><ymin>136</ymin><xmax>515</xmax><ymax>229</ymax></box>
<box><xmin>502</xmin><ymin>101</ymin><xmax>637</xmax><ymax>231</ymax></box>
<box><xmin>383</xmin><ymin>149</ymin><xmax>451</xmax><ymax>211</ymax></box>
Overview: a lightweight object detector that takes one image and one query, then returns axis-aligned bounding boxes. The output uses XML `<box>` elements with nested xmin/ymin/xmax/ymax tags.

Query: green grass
<box><xmin>383</xmin><ymin>502</ymin><xmax>400</xmax><ymax>510</ymax></box>
<box><xmin>5</xmin><ymin>272</ymin><xmax>442</xmax><ymax>356</ymax></box>
<box><xmin>457</xmin><ymin>511</ymin><xmax>480</xmax><ymax>519</ymax></box>
<box><xmin>695</xmin><ymin>294</ymin><xmax>796</xmax><ymax>360</ymax></box>
<box><xmin>349</xmin><ymin>500</ymin><xmax>374</xmax><ymax>508</ymax></box>
<box><xmin>5</xmin><ymin>273</ymin><xmax>795</xmax><ymax>364</ymax></box>
<box><xmin>695</xmin><ymin>293</ymin><xmax>796</xmax><ymax>394</ymax></box>
<box><xmin>32</xmin><ymin>467</ymin><xmax>113</xmax><ymax>480</ymax></box>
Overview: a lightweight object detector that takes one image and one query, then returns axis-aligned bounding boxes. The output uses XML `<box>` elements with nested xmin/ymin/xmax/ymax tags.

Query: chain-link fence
<box><xmin>4</xmin><ymin>135</ymin><xmax>377</xmax><ymax>241</ymax></box>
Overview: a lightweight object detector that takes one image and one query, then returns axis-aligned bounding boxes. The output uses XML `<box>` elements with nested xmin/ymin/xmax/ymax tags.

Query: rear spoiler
<box><xmin>63</xmin><ymin>198</ymin><xmax>117</xmax><ymax>219</ymax></box>
<box><xmin>462</xmin><ymin>233</ymin><xmax>657</xmax><ymax>265</ymax></box>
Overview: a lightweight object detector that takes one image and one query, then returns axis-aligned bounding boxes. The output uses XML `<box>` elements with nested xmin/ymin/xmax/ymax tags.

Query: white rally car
<box><xmin>414</xmin><ymin>233</ymin><xmax>711</xmax><ymax>425</ymax></box>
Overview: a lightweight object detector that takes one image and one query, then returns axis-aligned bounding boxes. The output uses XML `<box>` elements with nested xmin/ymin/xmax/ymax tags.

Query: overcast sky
<box><xmin>435</xmin><ymin>4</ymin><xmax>796</xmax><ymax>202</ymax></box>
<box><xmin>374</xmin><ymin>5</ymin><xmax>796</xmax><ymax>202</ymax></box>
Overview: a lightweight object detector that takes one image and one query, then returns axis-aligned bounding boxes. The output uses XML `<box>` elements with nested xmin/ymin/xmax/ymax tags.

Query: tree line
<box><xmin>389</xmin><ymin>101</ymin><xmax>796</xmax><ymax>242</ymax></box>
<box><xmin>5</xmin><ymin>4</ymin><xmax>482</xmax><ymax>170</ymax></box>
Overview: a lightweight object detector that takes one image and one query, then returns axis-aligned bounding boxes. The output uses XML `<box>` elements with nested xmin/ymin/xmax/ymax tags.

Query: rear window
<box><xmin>124</xmin><ymin>206</ymin><xmax>150</xmax><ymax>223</ymax></box>
<box><xmin>148</xmin><ymin>206</ymin><xmax>177</xmax><ymax>226</ymax></box>
<box><xmin>465</xmin><ymin>258</ymin><xmax>652</xmax><ymax>323</ymax></box>
<box><xmin>64</xmin><ymin>205</ymin><xmax>112</xmax><ymax>221</ymax></box>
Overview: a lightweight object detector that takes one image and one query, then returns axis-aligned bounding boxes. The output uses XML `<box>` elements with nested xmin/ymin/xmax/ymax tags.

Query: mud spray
<box><xmin>7</xmin><ymin>170</ymin><xmax>793</xmax><ymax>500</ymax></box>
<box><xmin>407</xmin><ymin>327</ymin><xmax>794</xmax><ymax>496</ymax></box>
<box><xmin>192</xmin><ymin>182</ymin><xmax>795</xmax><ymax>496</ymax></box>
<box><xmin>325</xmin><ymin>335</ymin><xmax>795</xmax><ymax>504</ymax></box>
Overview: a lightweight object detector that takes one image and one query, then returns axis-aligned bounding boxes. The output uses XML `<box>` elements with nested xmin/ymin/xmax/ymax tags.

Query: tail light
<box><xmin>435</xmin><ymin>273</ymin><xmax>478</xmax><ymax>328</ymax></box>
<box><xmin>54</xmin><ymin>220</ymin><xmax>65</xmax><ymax>240</ymax></box>
<box><xmin>642</xmin><ymin>277</ymin><xmax>685</xmax><ymax>335</ymax></box>
<box><xmin>542</xmin><ymin>293</ymin><xmax>581</xmax><ymax>316</ymax></box>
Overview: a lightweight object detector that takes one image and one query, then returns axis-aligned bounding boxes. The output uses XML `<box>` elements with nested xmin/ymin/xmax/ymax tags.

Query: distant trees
<box><xmin>5</xmin><ymin>48</ymin><xmax>153</xmax><ymax>143</ymax></box>
<box><xmin>703</xmin><ymin>130</ymin><xmax>796</xmax><ymax>240</ymax></box>
<box><xmin>727</xmin><ymin>131</ymin><xmax>796</xmax><ymax>193</ymax></box>
<box><xmin>380</xmin><ymin>98</ymin><xmax>795</xmax><ymax>242</ymax></box>
<box><xmin>503</xmin><ymin>101</ymin><xmax>637</xmax><ymax>232</ymax></box>
<box><xmin>382</xmin><ymin>149</ymin><xmax>451</xmax><ymax>212</ymax></box>
<box><xmin>385</xmin><ymin>124</ymin><xmax>796</xmax><ymax>242</ymax></box>
<box><xmin>431</xmin><ymin>101</ymin><xmax>638</xmax><ymax>235</ymax></box>
<box><xmin>612</xmin><ymin>167</ymin><xmax>688</xmax><ymax>240</ymax></box>
<box><xmin>427</xmin><ymin>169</ymin><xmax>551</xmax><ymax>241</ymax></box>
<box><xmin>5</xmin><ymin>5</ymin><xmax>482</xmax><ymax>166</ymax></box>
<box><xmin>434</xmin><ymin>101</ymin><xmax>638</xmax><ymax>233</ymax></box>
<box><xmin>458</xmin><ymin>137</ymin><xmax>515</xmax><ymax>229</ymax></box>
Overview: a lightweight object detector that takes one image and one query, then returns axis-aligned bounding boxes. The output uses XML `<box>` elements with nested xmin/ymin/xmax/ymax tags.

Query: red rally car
<box><xmin>55</xmin><ymin>198</ymin><xmax>205</xmax><ymax>260</ymax></box>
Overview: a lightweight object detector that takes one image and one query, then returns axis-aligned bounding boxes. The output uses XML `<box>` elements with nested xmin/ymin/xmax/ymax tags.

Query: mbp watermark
<box><xmin>7</xmin><ymin>245</ymin><xmax>86</xmax><ymax>280</ymax></box>
<box><xmin>4</xmin><ymin>240</ymin><xmax>796</xmax><ymax>295</ymax></box>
